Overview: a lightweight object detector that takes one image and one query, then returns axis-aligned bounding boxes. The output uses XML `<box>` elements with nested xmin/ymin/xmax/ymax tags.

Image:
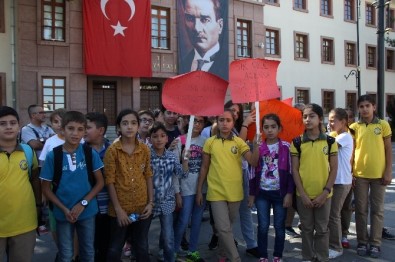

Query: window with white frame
<box><xmin>237</xmin><ymin>20</ymin><xmax>252</xmax><ymax>57</ymax></box>
<box><xmin>42</xmin><ymin>0</ymin><xmax>65</xmax><ymax>41</ymax></box>
<box><xmin>151</xmin><ymin>6</ymin><xmax>170</xmax><ymax>49</ymax></box>
<box><xmin>265</xmin><ymin>28</ymin><xmax>280</xmax><ymax>56</ymax></box>
<box><xmin>43</xmin><ymin>77</ymin><xmax>65</xmax><ymax>111</ymax></box>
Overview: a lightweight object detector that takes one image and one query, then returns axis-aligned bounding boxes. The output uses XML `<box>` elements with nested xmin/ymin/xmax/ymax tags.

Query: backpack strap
<box><xmin>48</xmin><ymin>145</ymin><xmax>64</xmax><ymax>210</ymax></box>
<box><xmin>83</xmin><ymin>143</ymin><xmax>94</xmax><ymax>187</ymax></box>
<box><xmin>52</xmin><ymin>145</ymin><xmax>64</xmax><ymax>194</ymax></box>
<box><xmin>292</xmin><ymin>136</ymin><xmax>302</xmax><ymax>158</ymax></box>
<box><xmin>326</xmin><ymin>135</ymin><xmax>335</xmax><ymax>160</ymax></box>
<box><xmin>19</xmin><ymin>125</ymin><xmax>41</xmax><ymax>143</ymax></box>
<box><xmin>20</xmin><ymin>143</ymin><xmax>33</xmax><ymax>179</ymax></box>
<box><xmin>27</xmin><ymin>125</ymin><xmax>41</xmax><ymax>139</ymax></box>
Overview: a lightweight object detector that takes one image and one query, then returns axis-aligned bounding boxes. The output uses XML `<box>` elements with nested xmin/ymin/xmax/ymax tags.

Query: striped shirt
<box><xmin>151</xmin><ymin>148</ymin><xmax>185</xmax><ymax>217</ymax></box>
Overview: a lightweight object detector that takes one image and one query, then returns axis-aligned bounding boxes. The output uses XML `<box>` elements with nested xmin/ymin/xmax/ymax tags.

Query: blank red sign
<box><xmin>162</xmin><ymin>71</ymin><xmax>228</xmax><ymax>116</ymax></box>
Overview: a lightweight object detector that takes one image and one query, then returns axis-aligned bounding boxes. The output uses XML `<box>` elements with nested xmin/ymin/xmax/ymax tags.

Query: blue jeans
<box><xmin>106</xmin><ymin>216</ymin><xmax>152</xmax><ymax>262</ymax></box>
<box><xmin>174</xmin><ymin>194</ymin><xmax>207</xmax><ymax>252</ymax></box>
<box><xmin>239</xmin><ymin>172</ymin><xmax>258</xmax><ymax>249</ymax></box>
<box><xmin>255</xmin><ymin>190</ymin><xmax>286</xmax><ymax>258</ymax></box>
<box><xmin>56</xmin><ymin>216</ymin><xmax>95</xmax><ymax>262</ymax></box>
<box><xmin>159</xmin><ymin>213</ymin><xmax>175</xmax><ymax>261</ymax></box>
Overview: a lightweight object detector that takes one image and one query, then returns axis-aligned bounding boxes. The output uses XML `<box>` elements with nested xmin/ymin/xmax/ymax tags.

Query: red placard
<box><xmin>246</xmin><ymin>99</ymin><xmax>304</xmax><ymax>143</ymax></box>
<box><xmin>229</xmin><ymin>58</ymin><xmax>281</xmax><ymax>103</ymax></box>
<box><xmin>162</xmin><ymin>71</ymin><xmax>228</xmax><ymax>116</ymax></box>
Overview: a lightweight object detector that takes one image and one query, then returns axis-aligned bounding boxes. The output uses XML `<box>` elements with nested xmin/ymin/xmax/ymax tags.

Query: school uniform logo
<box><xmin>231</xmin><ymin>146</ymin><xmax>238</xmax><ymax>154</ymax></box>
<box><xmin>19</xmin><ymin>160</ymin><xmax>28</xmax><ymax>171</ymax></box>
<box><xmin>374</xmin><ymin>127</ymin><xmax>381</xmax><ymax>135</ymax></box>
<box><xmin>323</xmin><ymin>146</ymin><xmax>329</xmax><ymax>155</ymax></box>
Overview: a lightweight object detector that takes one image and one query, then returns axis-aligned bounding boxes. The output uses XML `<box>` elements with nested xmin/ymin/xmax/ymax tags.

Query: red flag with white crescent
<box><xmin>83</xmin><ymin>0</ymin><xmax>152</xmax><ymax>77</ymax></box>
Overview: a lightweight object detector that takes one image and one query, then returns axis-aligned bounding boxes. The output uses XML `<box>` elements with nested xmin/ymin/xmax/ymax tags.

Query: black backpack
<box><xmin>292</xmin><ymin>135</ymin><xmax>336</xmax><ymax>161</ymax></box>
<box><xmin>49</xmin><ymin>143</ymin><xmax>94</xmax><ymax>210</ymax></box>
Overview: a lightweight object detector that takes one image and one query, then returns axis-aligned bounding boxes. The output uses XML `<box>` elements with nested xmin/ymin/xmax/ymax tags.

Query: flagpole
<box><xmin>255</xmin><ymin>101</ymin><xmax>260</xmax><ymax>135</ymax></box>
<box><xmin>184</xmin><ymin>115</ymin><xmax>195</xmax><ymax>160</ymax></box>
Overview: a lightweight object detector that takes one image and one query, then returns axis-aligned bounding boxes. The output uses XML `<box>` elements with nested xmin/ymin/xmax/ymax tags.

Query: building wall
<box><xmin>16</xmin><ymin>0</ymin><xmax>86</xmax><ymax>123</ymax></box>
<box><xmin>0</xmin><ymin>0</ymin><xmax>14</xmax><ymax>106</ymax></box>
<box><xmin>263</xmin><ymin>0</ymin><xmax>395</xmax><ymax>112</ymax></box>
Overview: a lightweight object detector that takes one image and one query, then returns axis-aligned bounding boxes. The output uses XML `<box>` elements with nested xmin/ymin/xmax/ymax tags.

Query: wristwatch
<box><xmin>81</xmin><ymin>199</ymin><xmax>89</xmax><ymax>207</ymax></box>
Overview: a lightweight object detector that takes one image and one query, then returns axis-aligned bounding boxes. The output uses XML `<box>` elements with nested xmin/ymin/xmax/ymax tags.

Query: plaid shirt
<box><xmin>150</xmin><ymin>148</ymin><xmax>185</xmax><ymax>217</ymax></box>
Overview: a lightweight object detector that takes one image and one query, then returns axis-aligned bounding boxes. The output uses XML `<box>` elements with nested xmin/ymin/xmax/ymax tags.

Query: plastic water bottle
<box><xmin>128</xmin><ymin>213</ymin><xmax>139</xmax><ymax>222</ymax></box>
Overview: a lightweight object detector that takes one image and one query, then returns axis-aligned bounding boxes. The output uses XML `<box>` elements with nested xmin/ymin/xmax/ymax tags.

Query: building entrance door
<box><xmin>92</xmin><ymin>82</ymin><xmax>117</xmax><ymax>125</ymax></box>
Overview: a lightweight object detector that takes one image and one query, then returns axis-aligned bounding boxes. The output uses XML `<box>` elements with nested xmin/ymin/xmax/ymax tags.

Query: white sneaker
<box><xmin>329</xmin><ymin>249</ymin><xmax>343</xmax><ymax>259</ymax></box>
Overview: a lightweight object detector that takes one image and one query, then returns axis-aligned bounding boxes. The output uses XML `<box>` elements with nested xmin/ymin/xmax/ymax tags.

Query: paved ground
<box><xmin>31</xmin><ymin>144</ymin><xmax>395</xmax><ymax>262</ymax></box>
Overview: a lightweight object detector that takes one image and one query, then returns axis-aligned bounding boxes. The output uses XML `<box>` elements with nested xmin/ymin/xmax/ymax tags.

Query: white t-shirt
<box><xmin>335</xmin><ymin>132</ymin><xmax>353</xmax><ymax>185</ymax></box>
<box><xmin>39</xmin><ymin>134</ymin><xmax>65</xmax><ymax>162</ymax></box>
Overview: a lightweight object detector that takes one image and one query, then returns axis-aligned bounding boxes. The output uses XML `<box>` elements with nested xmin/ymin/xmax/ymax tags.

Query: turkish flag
<box><xmin>83</xmin><ymin>0</ymin><xmax>152</xmax><ymax>77</ymax></box>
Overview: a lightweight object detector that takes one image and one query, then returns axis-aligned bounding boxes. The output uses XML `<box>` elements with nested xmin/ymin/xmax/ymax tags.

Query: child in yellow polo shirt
<box><xmin>0</xmin><ymin>106</ymin><xmax>40</xmax><ymax>262</ymax></box>
<box><xmin>196</xmin><ymin>108</ymin><xmax>260</xmax><ymax>262</ymax></box>
<box><xmin>350</xmin><ymin>95</ymin><xmax>392</xmax><ymax>258</ymax></box>
<box><xmin>291</xmin><ymin>103</ymin><xmax>338</xmax><ymax>262</ymax></box>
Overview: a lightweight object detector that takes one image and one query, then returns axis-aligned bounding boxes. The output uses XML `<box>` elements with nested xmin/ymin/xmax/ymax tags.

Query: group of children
<box><xmin>0</xmin><ymin>93</ymin><xmax>392</xmax><ymax>262</ymax></box>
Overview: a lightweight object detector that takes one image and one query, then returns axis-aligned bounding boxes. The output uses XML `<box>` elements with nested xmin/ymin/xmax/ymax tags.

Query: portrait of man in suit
<box><xmin>177</xmin><ymin>0</ymin><xmax>229</xmax><ymax>80</ymax></box>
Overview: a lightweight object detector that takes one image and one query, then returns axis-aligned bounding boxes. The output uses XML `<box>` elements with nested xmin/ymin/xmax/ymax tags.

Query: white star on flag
<box><xmin>111</xmin><ymin>21</ymin><xmax>127</xmax><ymax>36</ymax></box>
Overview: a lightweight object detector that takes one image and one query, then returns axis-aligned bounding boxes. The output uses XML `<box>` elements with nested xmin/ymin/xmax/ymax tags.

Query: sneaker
<box><xmin>208</xmin><ymin>234</ymin><xmax>218</xmax><ymax>250</ymax></box>
<box><xmin>357</xmin><ymin>243</ymin><xmax>368</xmax><ymax>257</ymax></box>
<box><xmin>369</xmin><ymin>245</ymin><xmax>381</xmax><ymax>258</ymax></box>
<box><xmin>259</xmin><ymin>258</ymin><xmax>269</xmax><ymax>262</ymax></box>
<box><xmin>341</xmin><ymin>237</ymin><xmax>350</xmax><ymax>249</ymax></box>
<box><xmin>185</xmin><ymin>251</ymin><xmax>205</xmax><ymax>262</ymax></box>
<box><xmin>382</xmin><ymin>228</ymin><xmax>395</xmax><ymax>240</ymax></box>
<box><xmin>328</xmin><ymin>249</ymin><xmax>343</xmax><ymax>259</ymax></box>
<box><xmin>272</xmin><ymin>257</ymin><xmax>282</xmax><ymax>262</ymax></box>
<box><xmin>245</xmin><ymin>247</ymin><xmax>260</xmax><ymax>258</ymax></box>
<box><xmin>285</xmin><ymin>227</ymin><xmax>300</xmax><ymax>238</ymax></box>
<box><xmin>38</xmin><ymin>225</ymin><xmax>49</xmax><ymax>235</ymax></box>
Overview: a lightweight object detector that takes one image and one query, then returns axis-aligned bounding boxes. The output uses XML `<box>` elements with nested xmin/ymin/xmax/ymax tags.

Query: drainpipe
<box><xmin>11</xmin><ymin>0</ymin><xmax>17</xmax><ymax>109</ymax></box>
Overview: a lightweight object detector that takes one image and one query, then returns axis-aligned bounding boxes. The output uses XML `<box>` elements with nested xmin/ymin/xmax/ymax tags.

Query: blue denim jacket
<box><xmin>249</xmin><ymin>139</ymin><xmax>295</xmax><ymax>197</ymax></box>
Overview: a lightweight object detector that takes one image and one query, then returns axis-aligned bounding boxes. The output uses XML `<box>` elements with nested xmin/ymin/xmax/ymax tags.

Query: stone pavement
<box><xmin>31</xmin><ymin>204</ymin><xmax>395</xmax><ymax>262</ymax></box>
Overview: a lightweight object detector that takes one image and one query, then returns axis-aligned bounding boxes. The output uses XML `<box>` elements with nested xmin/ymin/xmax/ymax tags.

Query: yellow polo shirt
<box><xmin>350</xmin><ymin>117</ymin><xmax>392</xmax><ymax>179</ymax></box>
<box><xmin>290</xmin><ymin>133</ymin><xmax>338</xmax><ymax>199</ymax></box>
<box><xmin>203</xmin><ymin>134</ymin><xmax>250</xmax><ymax>202</ymax></box>
<box><xmin>0</xmin><ymin>145</ymin><xmax>38</xmax><ymax>237</ymax></box>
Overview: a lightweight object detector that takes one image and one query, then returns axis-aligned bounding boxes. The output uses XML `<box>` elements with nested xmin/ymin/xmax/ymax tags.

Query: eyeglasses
<box><xmin>194</xmin><ymin>119</ymin><xmax>204</xmax><ymax>125</ymax></box>
<box><xmin>140</xmin><ymin>118</ymin><xmax>154</xmax><ymax>125</ymax></box>
<box><xmin>33</xmin><ymin>111</ymin><xmax>46</xmax><ymax>115</ymax></box>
